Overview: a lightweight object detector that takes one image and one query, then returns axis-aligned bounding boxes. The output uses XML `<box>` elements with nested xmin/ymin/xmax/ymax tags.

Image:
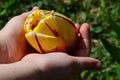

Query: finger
<box><xmin>72</xmin><ymin>57</ymin><xmax>101</xmax><ymax>73</ymax></box>
<box><xmin>75</xmin><ymin>23</ymin><xmax>91</xmax><ymax>57</ymax></box>
<box><xmin>75</xmin><ymin>23</ymin><xmax>80</xmax><ymax>35</ymax></box>
<box><xmin>80</xmin><ymin>23</ymin><xmax>91</xmax><ymax>55</ymax></box>
<box><xmin>20</xmin><ymin>6</ymin><xmax>39</xmax><ymax>19</ymax></box>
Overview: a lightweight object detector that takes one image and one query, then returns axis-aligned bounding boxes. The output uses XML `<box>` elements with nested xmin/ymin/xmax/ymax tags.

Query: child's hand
<box><xmin>20</xmin><ymin>52</ymin><xmax>101</xmax><ymax>80</ymax></box>
<box><xmin>0</xmin><ymin>7</ymin><xmax>39</xmax><ymax>63</ymax></box>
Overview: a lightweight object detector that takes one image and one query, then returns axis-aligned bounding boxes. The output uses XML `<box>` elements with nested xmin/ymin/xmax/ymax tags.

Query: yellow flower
<box><xmin>24</xmin><ymin>10</ymin><xmax>78</xmax><ymax>53</ymax></box>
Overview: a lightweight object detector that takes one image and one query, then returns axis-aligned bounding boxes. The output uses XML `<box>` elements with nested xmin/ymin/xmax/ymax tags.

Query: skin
<box><xmin>0</xmin><ymin>7</ymin><xmax>101</xmax><ymax>80</ymax></box>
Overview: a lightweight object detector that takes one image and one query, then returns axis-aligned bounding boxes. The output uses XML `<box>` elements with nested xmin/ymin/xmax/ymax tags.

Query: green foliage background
<box><xmin>0</xmin><ymin>0</ymin><xmax>120</xmax><ymax>80</ymax></box>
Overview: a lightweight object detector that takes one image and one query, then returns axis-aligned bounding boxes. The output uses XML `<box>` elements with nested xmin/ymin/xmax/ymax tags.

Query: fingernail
<box><xmin>96</xmin><ymin>62</ymin><xmax>102</xmax><ymax>69</ymax></box>
<box><xmin>32</xmin><ymin>6</ymin><xmax>39</xmax><ymax>10</ymax></box>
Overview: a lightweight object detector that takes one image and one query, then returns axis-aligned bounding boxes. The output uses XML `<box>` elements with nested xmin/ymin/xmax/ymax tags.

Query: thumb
<box><xmin>72</xmin><ymin>57</ymin><xmax>101</xmax><ymax>72</ymax></box>
<box><xmin>20</xmin><ymin>6</ymin><xmax>39</xmax><ymax>19</ymax></box>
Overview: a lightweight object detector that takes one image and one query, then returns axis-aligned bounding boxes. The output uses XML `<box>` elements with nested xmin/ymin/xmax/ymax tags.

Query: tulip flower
<box><xmin>24</xmin><ymin>10</ymin><xmax>78</xmax><ymax>54</ymax></box>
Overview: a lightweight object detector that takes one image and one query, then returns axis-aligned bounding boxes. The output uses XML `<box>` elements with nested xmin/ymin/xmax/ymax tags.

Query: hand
<box><xmin>20</xmin><ymin>23</ymin><xmax>101</xmax><ymax>80</ymax></box>
<box><xmin>0</xmin><ymin>7</ymin><xmax>39</xmax><ymax>63</ymax></box>
<box><xmin>21</xmin><ymin>52</ymin><xmax>101</xmax><ymax>80</ymax></box>
<box><xmin>0</xmin><ymin>52</ymin><xmax>101</xmax><ymax>80</ymax></box>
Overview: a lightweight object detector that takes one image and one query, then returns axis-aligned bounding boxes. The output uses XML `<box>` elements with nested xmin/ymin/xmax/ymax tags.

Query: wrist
<box><xmin>0</xmin><ymin>61</ymin><xmax>41</xmax><ymax>80</ymax></box>
<box><xmin>19</xmin><ymin>60</ymin><xmax>44</xmax><ymax>80</ymax></box>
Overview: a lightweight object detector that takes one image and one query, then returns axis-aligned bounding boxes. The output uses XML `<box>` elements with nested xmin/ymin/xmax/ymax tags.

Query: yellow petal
<box><xmin>51</xmin><ymin>13</ymin><xmax>77</xmax><ymax>47</ymax></box>
<box><xmin>25</xmin><ymin>32</ymin><xmax>42</xmax><ymax>53</ymax></box>
<box><xmin>24</xmin><ymin>10</ymin><xmax>50</xmax><ymax>33</ymax></box>
<box><xmin>33</xmin><ymin>19</ymin><xmax>55</xmax><ymax>36</ymax></box>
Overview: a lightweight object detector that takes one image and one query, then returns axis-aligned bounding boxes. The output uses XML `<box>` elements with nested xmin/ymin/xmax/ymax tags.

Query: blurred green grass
<box><xmin>0</xmin><ymin>0</ymin><xmax>120</xmax><ymax>80</ymax></box>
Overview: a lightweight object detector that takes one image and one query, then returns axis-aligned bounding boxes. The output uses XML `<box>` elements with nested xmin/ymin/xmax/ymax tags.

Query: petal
<box><xmin>25</xmin><ymin>32</ymin><xmax>66</xmax><ymax>53</ymax></box>
<box><xmin>52</xmin><ymin>13</ymin><xmax>77</xmax><ymax>47</ymax></box>
<box><xmin>35</xmin><ymin>33</ymin><xmax>66</xmax><ymax>53</ymax></box>
<box><xmin>33</xmin><ymin>19</ymin><xmax>55</xmax><ymax>36</ymax></box>
<box><xmin>25</xmin><ymin>32</ymin><xmax>42</xmax><ymax>53</ymax></box>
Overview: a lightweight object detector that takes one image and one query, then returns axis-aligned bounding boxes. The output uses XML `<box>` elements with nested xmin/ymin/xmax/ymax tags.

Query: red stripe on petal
<box><xmin>44</xmin><ymin>21</ymin><xmax>59</xmax><ymax>37</ymax></box>
<box><xmin>35</xmin><ymin>33</ymin><xmax>45</xmax><ymax>53</ymax></box>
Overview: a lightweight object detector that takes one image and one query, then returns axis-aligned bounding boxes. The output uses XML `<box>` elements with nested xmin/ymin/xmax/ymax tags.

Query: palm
<box><xmin>1</xmin><ymin>16</ymin><xmax>33</xmax><ymax>62</ymax></box>
<box><xmin>0</xmin><ymin>8</ymin><xmax>39</xmax><ymax>63</ymax></box>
